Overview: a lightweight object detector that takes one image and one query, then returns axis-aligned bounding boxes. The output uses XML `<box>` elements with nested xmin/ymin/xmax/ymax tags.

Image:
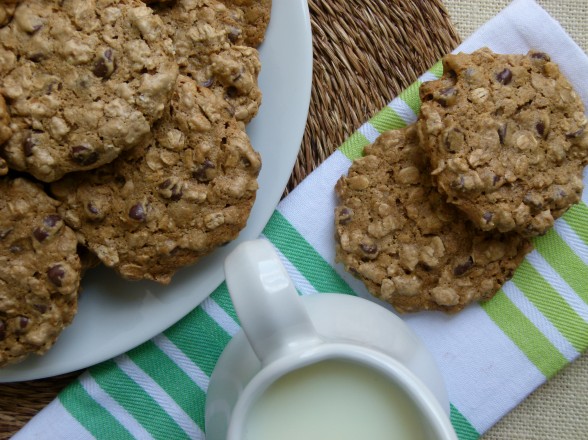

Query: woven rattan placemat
<box><xmin>0</xmin><ymin>1</ymin><xmax>460</xmax><ymax>437</ymax></box>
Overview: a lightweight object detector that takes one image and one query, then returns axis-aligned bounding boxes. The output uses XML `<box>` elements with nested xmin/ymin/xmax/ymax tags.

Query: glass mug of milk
<box><xmin>205</xmin><ymin>239</ymin><xmax>457</xmax><ymax>440</ymax></box>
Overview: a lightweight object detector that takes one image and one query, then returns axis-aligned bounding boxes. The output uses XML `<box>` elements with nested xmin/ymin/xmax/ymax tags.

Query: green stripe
<box><xmin>429</xmin><ymin>60</ymin><xmax>444</xmax><ymax>78</ymax></box>
<box><xmin>210</xmin><ymin>283</ymin><xmax>239</xmax><ymax>323</ymax></box>
<box><xmin>482</xmin><ymin>291</ymin><xmax>567</xmax><ymax>378</ymax></box>
<box><xmin>513</xmin><ymin>260</ymin><xmax>588</xmax><ymax>353</ymax></box>
<box><xmin>533</xmin><ymin>227</ymin><xmax>588</xmax><ymax>305</ymax></box>
<box><xmin>369</xmin><ymin>106</ymin><xmax>407</xmax><ymax>133</ymax></box>
<box><xmin>562</xmin><ymin>202</ymin><xmax>588</xmax><ymax>245</ymax></box>
<box><xmin>59</xmin><ymin>379</ymin><xmax>134</xmax><ymax>439</ymax></box>
<box><xmin>164</xmin><ymin>306</ymin><xmax>231</xmax><ymax>376</ymax></box>
<box><xmin>339</xmin><ymin>131</ymin><xmax>370</xmax><ymax>160</ymax></box>
<box><xmin>264</xmin><ymin>210</ymin><xmax>356</xmax><ymax>295</ymax></box>
<box><xmin>450</xmin><ymin>403</ymin><xmax>479</xmax><ymax>440</ymax></box>
<box><xmin>90</xmin><ymin>360</ymin><xmax>190</xmax><ymax>440</ymax></box>
<box><xmin>398</xmin><ymin>80</ymin><xmax>423</xmax><ymax>114</ymax></box>
<box><xmin>128</xmin><ymin>341</ymin><xmax>205</xmax><ymax>429</ymax></box>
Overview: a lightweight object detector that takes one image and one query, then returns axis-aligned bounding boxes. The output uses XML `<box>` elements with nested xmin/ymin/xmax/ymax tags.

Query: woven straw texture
<box><xmin>0</xmin><ymin>0</ymin><xmax>460</xmax><ymax>437</ymax></box>
<box><xmin>443</xmin><ymin>2</ymin><xmax>588</xmax><ymax>438</ymax></box>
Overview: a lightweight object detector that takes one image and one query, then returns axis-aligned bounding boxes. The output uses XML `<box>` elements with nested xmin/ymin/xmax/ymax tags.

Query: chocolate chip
<box><xmin>129</xmin><ymin>203</ymin><xmax>146</xmax><ymax>221</ymax></box>
<box><xmin>28</xmin><ymin>52</ymin><xmax>45</xmax><ymax>63</ymax></box>
<box><xmin>92</xmin><ymin>49</ymin><xmax>116</xmax><ymax>79</ymax></box>
<box><xmin>158</xmin><ymin>179</ymin><xmax>183</xmax><ymax>201</ymax></box>
<box><xmin>360</xmin><ymin>243</ymin><xmax>378</xmax><ymax>255</ymax></box>
<box><xmin>33</xmin><ymin>304</ymin><xmax>48</xmax><ymax>314</ymax></box>
<box><xmin>47</xmin><ymin>264</ymin><xmax>65</xmax><ymax>287</ymax></box>
<box><xmin>87</xmin><ymin>202</ymin><xmax>99</xmax><ymax>215</ymax></box>
<box><xmin>498</xmin><ymin>124</ymin><xmax>507</xmax><ymax>145</ymax></box>
<box><xmin>227</xmin><ymin>26</ymin><xmax>241</xmax><ymax>43</ymax></box>
<box><xmin>566</xmin><ymin>127</ymin><xmax>585</xmax><ymax>139</ymax></box>
<box><xmin>453</xmin><ymin>256</ymin><xmax>474</xmax><ymax>276</ymax></box>
<box><xmin>226</xmin><ymin>86</ymin><xmax>238</xmax><ymax>98</ymax></box>
<box><xmin>523</xmin><ymin>193</ymin><xmax>543</xmax><ymax>209</ymax></box>
<box><xmin>530</xmin><ymin>51</ymin><xmax>550</xmax><ymax>61</ymax></box>
<box><xmin>33</xmin><ymin>227</ymin><xmax>49</xmax><ymax>242</ymax></box>
<box><xmin>437</xmin><ymin>87</ymin><xmax>457</xmax><ymax>106</ymax></box>
<box><xmin>536</xmin><ymin>121</ymin><xmax>546</xmax><ymax>137</ymax></box>
<box><xmin>194</xmin><ymin>160</ymin><xmax>215</xmax><ymax>182</ymax></box>
<box><xmin>85</xmin><ymin>202</ymin><xmax>104</xmax><ymax>220</ymax></box>
<box><xmin>0</xmin><ymin>321</ymin><xmax>5</xmax><ymax>341</ymax></box>
<box><xmin>9</xmin><ymin>244</ymin><xmax>22</xmax><ymax>253</ymax></box>
<box><xmin>0</xmin><ymin>228</ymin><xmax>12</xmax><ymax>240</ymax></box>
<box><xmin>70</xmin><ymin>145</ymin><xmax>99</xmax><ymax>166</ymax></box>
<box><xmin>18</xmin><ymin>316</ymin><xmax>29</xmax><ymax>330</ymax></box>
<box><xmin>200</xmin><ymin>78</ymin><xmax>214</xmax><ymax>88</ymax></box>
<box><xmin>338</xmin><ymin>207</ymin><xmax>353</xmax><ymax>225</ymax></box>
<box><xmin>43</xmin><ymin>215</ymin><xmax>61</xmax><ymax>228</ymax></box>
<box><xmin>492</xmin><ymin>175</ymin><xmax>501</xmax><ymax>186</ymax></box>
<box><xmin>451</xmin><ymin>175</ymin><xmax>465</xmax><ymax>190</ymax></box>
<box><xmin>496</xmin><ymin>68</ymin><xmax>513</xmax><ymax>85</ymax></box>
<box><xmin>23</xmin><ymin>136</ymin><xmax>36</xmax><ymax>157</ymax></box>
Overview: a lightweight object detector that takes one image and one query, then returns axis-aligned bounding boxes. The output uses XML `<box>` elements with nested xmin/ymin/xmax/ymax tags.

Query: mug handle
<box><xmin>224</xmin><ymin>239</ymin><xmax>321</xmax><ymax>365</ymax></box>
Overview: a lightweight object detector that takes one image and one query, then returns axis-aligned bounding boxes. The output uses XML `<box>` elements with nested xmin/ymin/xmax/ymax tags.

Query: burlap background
<box><xmin>443</xmin><ymin>1</ymin><xmax>588</xmax><ymax>438</ymax></box>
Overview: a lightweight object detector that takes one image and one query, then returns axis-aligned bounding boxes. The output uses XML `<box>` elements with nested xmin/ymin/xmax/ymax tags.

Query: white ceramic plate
<box><xmin>0</xmin><ymin>0</ymin><xmax>312</xmax><ymax>382</ymax></box>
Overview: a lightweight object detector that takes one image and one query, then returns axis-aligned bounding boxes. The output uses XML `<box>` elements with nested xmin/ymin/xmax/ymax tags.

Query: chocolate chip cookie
<box><xmin>335</xmin><ymin>125</ymin><xmax>532</xmax><ymax>313</ymax></box>
<box><xmin>0</xmin><ymin>177</ymin><xmax>81</xmax><ymax>366</ymax></box>
<box><xmin>154</xmin><ymin>0</ymin><xmax>262</xmax><ymax>123</ymax></box>
<box><xmin>0</xmin><ymin>0</ymin><xmax>178</xmax><ymax>182</ymax></box>
<box><xmin>419</xmin><ymin>48</ymin><xmax>588</xmax><ymax>236</ymax></box>
<box><xmin>52</xmin><ymin>75</ymin><xmax>261</xmax><ymax>284</ymax></box>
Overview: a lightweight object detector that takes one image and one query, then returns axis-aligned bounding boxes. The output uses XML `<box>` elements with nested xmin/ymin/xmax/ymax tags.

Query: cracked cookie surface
<box><xmin>0</xmin><ymin>0</ymin><xmax>178</xmax><ymax>182</ymax></box>
<box><xmin>335</xmin><ymin>126</ymin><xmax>532</xmax><ymax>313</ymax></box>
<box><xmin>0</xmin><ymin>177</ymin><xmax>81</xmax><ymax>366</ymax></box>
<box><xmin>52</xmin><ymin>75</ymin><xmax>261</xmax><ymax>284</ymax></box>
<box><xmin>418</xmin><ymin>48</ymin><xmax>588</xmax><ymax>236</ymax></box>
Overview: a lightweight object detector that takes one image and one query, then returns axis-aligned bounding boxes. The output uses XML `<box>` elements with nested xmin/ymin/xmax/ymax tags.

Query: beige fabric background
<box><xmin>442</xmin><ymin>1</ymin><xmax>588</xmax><ymax>438</ymax></box>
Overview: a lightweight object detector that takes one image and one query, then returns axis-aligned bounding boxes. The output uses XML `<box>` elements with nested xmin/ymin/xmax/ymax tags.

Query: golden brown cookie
<box><xmin>418</xmin><ymin>48</ymin><xmax>588</xmax><ymax>236</ymax></box>
<box><xmin>0</xmin><ymin>177</ymin><xmax>81</xmax><ymax>366</ymax></box>
<box><xmin>0</xmin><ymin>0</ymin><xmax>178</xmax><ymax>182</ymax></box>
<box><xmin>335</xmin><ymin>125</ymin><xmax>532</xmax><ymax>313</ymax></box>
<box><xmin>52</xmin><ymin>75</ymin><xmax>261</xmax><ymax>284</ymax></box>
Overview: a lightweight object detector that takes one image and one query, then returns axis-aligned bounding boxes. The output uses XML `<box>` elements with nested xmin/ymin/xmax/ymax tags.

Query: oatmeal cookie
<box><xmin>335</xmin><ymin>125</ymin><xmax>532</xmax><ymax>313</ymax></box>
<box><xmin>418</xmin><ymin>48</ymin><xmax>588</xmax><ymax>236</ymax></box>
<box><xmin>0</xmin><ymin>177</ymin><xmax>81</xmax><ymax>366</ymax></box>
<box><xmin>0</xmin><ymin>0</ymin><xmax>178</xmax><ymax>182</ymax></box>
<box><xmin>154</xmin><ymin>0</ymin><xmax>262</xmax><ymax>123</ymax></box>
<box><xmin>52</xmin><ymin>75</ymin><xmax>261</xmax><ymax>284</ymax></box>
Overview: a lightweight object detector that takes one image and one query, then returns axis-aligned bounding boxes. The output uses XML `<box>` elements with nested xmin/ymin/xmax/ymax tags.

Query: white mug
<box><xmin>205</xmin><ymin>239</ymin><xmax>457</xmax><ymax>440</ymax></box>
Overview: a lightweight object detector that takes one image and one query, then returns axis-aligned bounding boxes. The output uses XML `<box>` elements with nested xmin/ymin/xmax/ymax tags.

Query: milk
<box><xmin>243</xmin><ymin>359</ymin><xmax>428</xmax><ymax>440</ymax></box>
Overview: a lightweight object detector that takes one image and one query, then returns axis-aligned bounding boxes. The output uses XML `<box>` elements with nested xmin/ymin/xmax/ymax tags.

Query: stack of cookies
<box><xmin>335</xmin><ymin>48</ymin><xmax>588</xmax><ymax>314</ymax></box>
<box><xmin>0</xmin><ymin>0</ymin><xmax>271</xmax><ymax>366</ymax></box>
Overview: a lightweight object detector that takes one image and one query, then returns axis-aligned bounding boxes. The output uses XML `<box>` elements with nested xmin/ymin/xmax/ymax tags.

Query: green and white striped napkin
<box><xmin>15</xmin><ymin>0</ymin><xmax>588</xmax><ymax>438</ymax></box>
